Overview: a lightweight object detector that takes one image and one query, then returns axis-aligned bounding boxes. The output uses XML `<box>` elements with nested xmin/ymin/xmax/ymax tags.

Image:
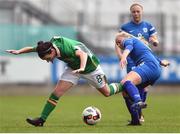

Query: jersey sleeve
<box><xmin>120</xmin><ymin>24</ymin><xmax>125</xmax><ymax>32</ymax></box>
<box><xmin>148</xmin><ymin>22</ymin><xmax>157</xmax><ymax>36</ymax></box>
<box><xmin>118</xmin><ymin>27</ymin><xmax>122</xmax><ymax>32</ymax></box>
<box><xmin>50</xmin><ymin>36</ymin><xmax>61</xmax><ymax>41</ymax></box>
<box><xmin>32</xmin><ymin>46</ymin><xmax>37</xmax><ymax>52</ymax></box>
<box><xmin>123</xmin><ymin>38</ymin><xmax>134</xmax><ymax>52</ymax></box>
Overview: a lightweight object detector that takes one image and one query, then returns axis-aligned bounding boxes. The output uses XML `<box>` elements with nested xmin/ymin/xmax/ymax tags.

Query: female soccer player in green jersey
<box><xmin>6</xmin><ymin>36</ymin><xmax>135</xmax><ymax>127</ymax></box>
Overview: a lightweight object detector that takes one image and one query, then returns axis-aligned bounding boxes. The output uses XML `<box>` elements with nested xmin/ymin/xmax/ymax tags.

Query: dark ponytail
<box><xmin>37</xmin><ymin>41</ymin><xmax>44</xmax><ymax>46</ymax></box>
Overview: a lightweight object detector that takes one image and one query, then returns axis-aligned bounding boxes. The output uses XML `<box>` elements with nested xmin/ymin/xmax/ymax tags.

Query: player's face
<box><xmin>42</xmin><ymin>49</ymin><xmax>55</xmax><ymax>63</ymax></box>
<box><xmin>116</xmin><ymin>36</ymin><xmax>124</xmax><ymax>49</ymax></box>
<box><xmin>130</xmin><ymin>5</ymin><xmax>142</xmax><ymax>23</ymax></box>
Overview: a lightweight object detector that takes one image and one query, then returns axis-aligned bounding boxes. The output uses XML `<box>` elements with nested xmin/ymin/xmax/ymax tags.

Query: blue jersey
<box><xmin>123</xmin><ymin>37</ymin><xmax>161</xmax><ymax>85</ymax></box>
<box><xmin>120</xmin><ymin>21</ymin><xmax>157</xmax><ymax>41</ymax></box>
<box><xmin>120</xmin><ymin>21</ymin><xmax>157</xmax><ymax>73</ymax></box>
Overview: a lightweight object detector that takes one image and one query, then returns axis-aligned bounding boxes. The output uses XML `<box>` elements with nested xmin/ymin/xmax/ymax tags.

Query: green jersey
<box><xmin>36</xmin><ymin>36</ymin><xmax>100</xmax><ymax>74</ymax></box>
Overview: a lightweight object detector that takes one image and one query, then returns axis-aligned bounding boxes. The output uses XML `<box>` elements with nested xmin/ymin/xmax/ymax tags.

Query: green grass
<box><xmin>0</xmin><ymin>93</ymin><xmax>180</xmax><ymax>133</ymax></box>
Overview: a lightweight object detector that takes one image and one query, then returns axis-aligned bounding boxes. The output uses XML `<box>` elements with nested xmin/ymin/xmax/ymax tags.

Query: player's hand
<box><xmin>120</xmin><ymin>57</ymin><xmax>127</xmax><ymax>69</ymax></box>
<box><xmin>152</xmin><ymin>42</ymin><xmax>159</xmax><ymax>47</ymax></box>
<box><xmin>6</xmin><ymin>50</ymin><xmax>20</xmax><ymax>55</ymax></box>
<box><xmin>160</xmin><ymin>59</ymin><xmax>170</xmax><ymax>67</ymax></box>
<box><xmin>72</xmin><ymin>68</ymin><xmax>85</xmax><ymax>73</ymax></box>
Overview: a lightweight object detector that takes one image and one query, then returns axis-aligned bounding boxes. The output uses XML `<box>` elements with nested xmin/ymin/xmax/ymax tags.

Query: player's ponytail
<box><xmin>37</xmin><ymin>41</ymin><xmax>44</xmax><ymax>46</ymax></box>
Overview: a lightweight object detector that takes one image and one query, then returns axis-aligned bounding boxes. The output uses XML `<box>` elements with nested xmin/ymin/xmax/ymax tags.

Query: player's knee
<box><xmin>53</xmin><ymin>89</ymin><xmax>64</xmax><ymax>97</ymax></box>
<box><xmin>102</xmin><ymin>92</ymin><xmax>110</xmax><ymax>97</ymax></box>
<box><xmin>122</xmin><ymin>91</ymin><xmax>128</xmax><ymax>97</ymax></box>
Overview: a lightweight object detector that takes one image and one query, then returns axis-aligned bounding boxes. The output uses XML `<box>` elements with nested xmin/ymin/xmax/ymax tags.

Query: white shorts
<box><xmin>60</xmin><ymin>65</ymin><xmax>106</xmax><ymax>88</ymax></box>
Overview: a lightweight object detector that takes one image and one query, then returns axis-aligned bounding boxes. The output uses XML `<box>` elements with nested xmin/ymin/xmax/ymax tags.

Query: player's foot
<box><xmin>127</xmin><ymin>114</ymin><xmax>145</xmax><ymax>124</ymax></box>
<box><xmin>139</xmin><ymin>114</ymin><xmax>145</xmax><ymax>122</ymax></box>
<box><xmin>26</xmin><ymin>117</ymin><xmax>45</xmax><ymax>127</ymax></box>
<box><xmin>131</xmin><ymin>101</ymin><xmax>147</xmax><ymax>111</ymax></box>
<box><xmin>127</xmin><ymin>120</ymin><xmax>141</xmax><ymax>126</ymax></box>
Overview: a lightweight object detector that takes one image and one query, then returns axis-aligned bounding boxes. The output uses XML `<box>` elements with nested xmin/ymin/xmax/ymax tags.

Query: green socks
<box><xmin>40</xmin><ymin>93</ymin><xmax>59</xmax><ymax>121</ymax></box>
<box><xmin>39</xmin><ymin>83</ymin><xmax>123</xmax><ymax>121</ymax></box>
<box><xmin>109</xmin><ymin>83</ymin><xmax>123</xmax><ymax>96</ymax></box>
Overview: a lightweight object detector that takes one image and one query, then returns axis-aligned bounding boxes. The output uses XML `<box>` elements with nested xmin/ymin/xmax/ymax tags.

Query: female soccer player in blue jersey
<box><xmin>115</xmin><ymin>31</ymin><xmax>168</xmax><ymax>125</ymax></box>
<box><xmin>117</xmin><ymin>3</ymin><xmax>169</xmax><ymax>124</ymax></box>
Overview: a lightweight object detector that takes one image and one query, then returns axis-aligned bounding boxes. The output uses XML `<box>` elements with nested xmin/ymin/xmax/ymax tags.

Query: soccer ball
<box><xmin>82</xmin><ymin>106</ymin><xmax>101</xmax><ymax>125</ymax></box>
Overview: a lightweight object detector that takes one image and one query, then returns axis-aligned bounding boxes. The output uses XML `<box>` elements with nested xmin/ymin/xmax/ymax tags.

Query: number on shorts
<box><xmin>96</xmin><ymin>75</ymin><xmax>103</xmax><ymax>83</ymax></box>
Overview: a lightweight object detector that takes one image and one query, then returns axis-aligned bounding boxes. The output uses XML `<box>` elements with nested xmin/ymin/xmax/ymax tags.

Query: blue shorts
<box><xmin>127</xmin><ymin>57</ymin><xmax>136</xmax><ymax>73</ymax></box>
<box><xmin>133</xmin><ymin>61</ymin><xmax>162</xmax><ymax>86</ymax></box>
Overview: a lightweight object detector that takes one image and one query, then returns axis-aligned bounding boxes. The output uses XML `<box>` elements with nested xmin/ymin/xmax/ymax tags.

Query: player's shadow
<box><xmin>47</xmin><ymin>123</ymin><xmax>125</xmax><ymax>128</ymax></box>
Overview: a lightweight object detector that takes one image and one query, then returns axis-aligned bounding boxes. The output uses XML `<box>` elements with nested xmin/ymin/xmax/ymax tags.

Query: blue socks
<box><xmin>123</xmin><ymin>81</ymin><xmax>142</xmax><ymax>103</ymax></box>
<box><xmin>124</xmin><ymin>96</ymin><xmax>132</xmax><ymax>113</ymax></box>
<box><xmin>122</xmin><ymin>81</ymin><xmax>142</xmax><ymax>124</ymax></box>
<box><xmin>142</xmin><ymin>91</ymin><xmax>147</xmax><ymax>102</ymax></box>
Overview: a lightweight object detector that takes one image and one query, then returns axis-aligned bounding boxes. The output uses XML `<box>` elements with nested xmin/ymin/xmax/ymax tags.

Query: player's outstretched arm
<box><xmin>6</xmin><ymin>47</ymin><xmax>35</xmax><ymax>55</ymax></box>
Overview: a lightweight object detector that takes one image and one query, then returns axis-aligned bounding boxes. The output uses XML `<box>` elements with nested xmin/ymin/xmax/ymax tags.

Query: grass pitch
<box><xmin>0</xmin><ymin>93</ymin><xmax>180</xmax><ymax>133</ymax></box>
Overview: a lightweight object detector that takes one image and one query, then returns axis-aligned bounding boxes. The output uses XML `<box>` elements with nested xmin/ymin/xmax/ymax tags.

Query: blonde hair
<box><xmin>117</xmin><ymin>30</ymin><xmax>149</xmax><ymax>45</ymax></box>
<box><xmin>117</xmin><ymin>31</ymin><xmax>133</xmax><ymax>38</ymax></box>
<box><xmin>130</xmin><ymin>3</ymin><xmax>143</xmax><ymax>11</ymax></box>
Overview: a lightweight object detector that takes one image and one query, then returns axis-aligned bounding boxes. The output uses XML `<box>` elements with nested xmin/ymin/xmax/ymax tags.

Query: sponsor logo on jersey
<box><xmin>138</xmin><ymin>33</ymin><xmax>142</xmax><ymax>37</ymax></box>
<box><xmin>143</xmin><ymin>28</ymin><xmax>148</xmax><ymax>33</ymax></box>
<box><xmin>129</xmin><ymin>30</ymin><xmax>134</xmax><ymax>33</ymax></box>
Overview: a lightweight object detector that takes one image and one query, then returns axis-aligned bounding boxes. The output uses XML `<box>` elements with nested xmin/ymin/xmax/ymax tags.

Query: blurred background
<box><xmin>0</xmin><ymin>0</ymin><xmax>180</xmax><ymax>94</ymax></box>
